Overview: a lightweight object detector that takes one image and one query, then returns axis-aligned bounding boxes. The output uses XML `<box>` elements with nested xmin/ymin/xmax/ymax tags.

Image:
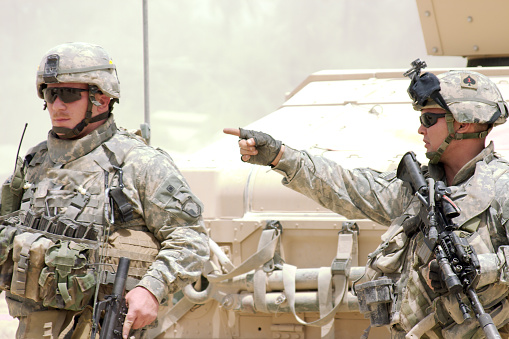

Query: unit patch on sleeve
<box><xmin>182</xmin><ymin>198</ymin><xmax>201</xmax><ymax>218</ymax></box>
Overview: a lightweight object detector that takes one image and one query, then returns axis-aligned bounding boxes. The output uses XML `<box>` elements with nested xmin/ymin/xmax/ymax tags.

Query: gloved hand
<box><xmin>223</xmin><ymin>127</ymin><xmax>283</xmax><ymax>166</ymax></box>
<box><xmin>428</xmin><ymin>259</ymin><xmax>448</xmax><ymax>294</ymax></box>
<box><xmin>238</xmin><ymin>128</ymin><xmax>282</xmax><ymax>166</ymax></box>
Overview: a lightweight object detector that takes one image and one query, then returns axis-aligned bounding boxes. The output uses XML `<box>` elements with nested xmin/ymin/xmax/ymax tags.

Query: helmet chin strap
<box><xmin>51</xmin><ymin>87</ymin><xmax>110</xmax><ymax>139</ymax></box>
<box><xmin>426</xmin><ymin>113</ymin><xmax>492</xmax><ymax>164</ymax></box>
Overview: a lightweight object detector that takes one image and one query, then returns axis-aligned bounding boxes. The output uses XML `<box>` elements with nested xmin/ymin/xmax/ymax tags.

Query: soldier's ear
<box><xmin>96</xmin><ymin>94</ymin><xmax>111</xmax><ymax>113</ymax></box>
<box><xmin>456</xmin><ymin>122</ymin><xmax>472</xmax><ymax>133</ymax></box>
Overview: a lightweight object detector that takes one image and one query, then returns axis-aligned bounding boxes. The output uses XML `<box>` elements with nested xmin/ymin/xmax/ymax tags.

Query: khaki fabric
<box><xmin>103</xmin><ymin>229</ymin><xmax>160</xmax><ymax>279</ymax></box>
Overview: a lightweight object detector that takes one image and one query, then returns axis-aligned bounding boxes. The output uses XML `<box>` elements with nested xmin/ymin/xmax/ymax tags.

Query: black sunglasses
<box><xmin>43</xmin><ymin>87</ymin><xmax>88</xmax><ymax>104</ymax></box>
<box><xmin>420</xmin><ymin>112</ymin><xmax>446</xmax><ymax>128</ymax></box>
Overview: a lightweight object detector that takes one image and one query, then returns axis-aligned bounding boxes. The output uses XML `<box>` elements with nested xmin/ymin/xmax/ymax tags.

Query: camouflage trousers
<box><xmin>5</xmin><ymin>292</ymin><xmax>149</xmax><ymax>339</ymax></box>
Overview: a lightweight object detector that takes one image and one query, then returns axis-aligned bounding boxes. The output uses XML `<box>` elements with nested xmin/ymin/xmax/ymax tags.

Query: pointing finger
<box><xmin>223</xmin><ymin>128</ymin><xmax>241</xmax><ymax>137</ymax></box>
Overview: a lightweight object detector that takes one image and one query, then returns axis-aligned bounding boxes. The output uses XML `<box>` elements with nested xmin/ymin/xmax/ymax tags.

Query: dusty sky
<box><xmin>0</xmin><ymin>0</ymin><xmax>465</xmax><ymax>178</ymax></box>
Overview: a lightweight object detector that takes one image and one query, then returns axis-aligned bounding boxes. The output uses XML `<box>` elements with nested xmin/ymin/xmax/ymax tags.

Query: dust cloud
<box><xmin>0</xmin><ymin>0</ymin><xmax>464</xmax><ymax>179</ymax></box>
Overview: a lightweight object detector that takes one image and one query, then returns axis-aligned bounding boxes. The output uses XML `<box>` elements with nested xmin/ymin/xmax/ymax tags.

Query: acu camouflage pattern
<box><xmin>14</xmin><ymin>114</ymin><xmax>209</xmax><ymax>306</ymax></box>
<box><xmin>36</xmin><ymin>42</ymin><xmax>120</xmax><ymax>99</ymax></box>
<box><xmin>273</xmin><ymin>144</ymin><xmax>509</xmax><ymax>337</ymax></box>
<box><xmin>414</xmin><ymin>70</ymin><xmax>508</xmax><ymax>126</ymax></box>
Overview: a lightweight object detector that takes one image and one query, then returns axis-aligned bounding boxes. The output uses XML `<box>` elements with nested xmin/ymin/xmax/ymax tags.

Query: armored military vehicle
<box><xmin>147</xmin><ymin>1</ymin><xmax>509</xmax><ymax>338</ymax></box>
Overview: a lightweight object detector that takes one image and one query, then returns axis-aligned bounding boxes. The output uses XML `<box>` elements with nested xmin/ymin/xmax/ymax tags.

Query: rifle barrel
<box><xmin>467</xmin><ymin>289</ymin><xmax>501</xmax><ymax>339</ymax></box>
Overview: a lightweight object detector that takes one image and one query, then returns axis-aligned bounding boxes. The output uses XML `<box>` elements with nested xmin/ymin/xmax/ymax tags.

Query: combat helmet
<box><xmin>36</xmin><ymin>42</ymin><xmax>120</xmax><ymax>138</ymax></box>
<box><xmin>406</xmin><ymin>60</ymin><xmax>508</xmax><ymax>164</ymax></box>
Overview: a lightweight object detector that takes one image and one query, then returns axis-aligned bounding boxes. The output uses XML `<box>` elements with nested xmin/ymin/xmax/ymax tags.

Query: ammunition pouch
<box><xmin>356</xmin><ymin>277</ymin><xmax>393</xmax><ymax>327</ymax></box>
<box><xmin>39</xmin><ymin>240</ymin><xmax>97</xmax><ymax>311</ymax></box>
<box><xmin>0</xmin><ymin>209</ymin><xmax>160</xmax><ymax>311</ymax></box>
<box><xmin>11</xmin><ymin>232</ymin><xmax>53</xmax><ymax>301</ymax></box>
<box><xmin>0</xmin><ymin>210</ymin><xmax>100</xmax><ymax>311</ymax></box>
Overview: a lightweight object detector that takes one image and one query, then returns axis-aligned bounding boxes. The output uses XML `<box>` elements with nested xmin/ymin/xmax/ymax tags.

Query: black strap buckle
<box><xmin>109</xmin><ymin>188</ymin><xmax>133</xmax><ymax>223</ymax></box>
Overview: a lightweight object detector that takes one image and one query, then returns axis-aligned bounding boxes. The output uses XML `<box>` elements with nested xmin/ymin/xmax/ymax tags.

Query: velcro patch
<box><xmin>461</xmin><ymin>74</ymin><xmax>478</xmax><ymax>90</ymax></box>
<box><xmin>182</xmin><ymin>198</ymin><xmax>201</xmax><ymax>218</ymax></box>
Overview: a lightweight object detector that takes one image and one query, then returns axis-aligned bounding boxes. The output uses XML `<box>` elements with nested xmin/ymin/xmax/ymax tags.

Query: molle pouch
<box><xmin>39</xmin><ymin>240</ymin><xmax>96</xmax><ymax>311</ymax></box>
<box><xmin>356</xmin><ymin>277</ymin><xmax>394</xmax><ymax>327</ymax></box>
<box><xmin>0</xmin><ymin>157</ymin><xmax>24</xmax><ymax>216</ymax></box>
<box><xmin>11</xmin><ymin>232</ymin><xmax>53</xmax><ymax>301</ymax></box>
<box><xmin>0</xmin><ymin>225</ymin><xmax>19</xmax><ymax>290</ymax></box>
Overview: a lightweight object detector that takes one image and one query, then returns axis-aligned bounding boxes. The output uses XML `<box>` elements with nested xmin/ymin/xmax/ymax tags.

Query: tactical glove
<box><xmin>429</xmin><ymin>259</ymin><xmax>448</xmax><ymax>294</ymax></box>
<box><xmin>239</xmin><ymin>128</ymin><xmax>282</xmax><ymax>166</ymax></box>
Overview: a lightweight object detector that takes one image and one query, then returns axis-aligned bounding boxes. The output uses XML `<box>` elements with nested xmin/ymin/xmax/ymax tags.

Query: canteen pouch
<box><xmin>0</xmin><ymin>225</ymin><xmax>19</xmax><ymax>290</ymax></box>
<box><xmin>39</xmin><ymin>240</ymin><xmax>96</xmax><ymax>311</ymax></box>
<box><xmin>11</xmin><ymin>232</ymin><xmax>53</xmax><ymax>301</ymax></box>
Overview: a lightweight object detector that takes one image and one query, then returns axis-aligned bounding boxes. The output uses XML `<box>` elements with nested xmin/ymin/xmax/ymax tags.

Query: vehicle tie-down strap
<box><xmin>282</xmin><ymin>233</ymin><xmax>353</xmax><ymax>336</ymax></box>
<box><xmin>206</xmin><ymin>228</ymin><xmax>281</xmax><ymax>283</ymax></box>
<box><xmin>282</xmin><ymin>264</ymin><xmax>344</xmax><ymax>327</ymax></box>
<box><xmin>147</xmin><ymin>229</ymin><xmax>282</xmax><ymax>338</ymax></box>
<box><xmin>253</xmin><ymin>228</ymin><xmax>281</xmax><ymax>313</ymax></box>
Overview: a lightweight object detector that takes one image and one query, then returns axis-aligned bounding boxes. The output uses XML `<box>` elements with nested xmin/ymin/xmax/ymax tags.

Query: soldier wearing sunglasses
<box><xmin>0</xmin><ymin>42</ymin><xmax>209</xmax><ymax>339</ymax></box>
<box><xmin>224</xmin><ymin>64</ymin><xmax>509</xmax><ymax>338</ymax></box>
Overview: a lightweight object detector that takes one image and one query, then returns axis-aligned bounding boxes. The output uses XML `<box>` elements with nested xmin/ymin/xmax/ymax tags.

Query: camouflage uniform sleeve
<box><xmin>126</xmin><ymin>147</ymin><xmax>209</xmax><ymax>304</ymax></box>
<box><xmin>273</xmin><ymin>146</ymin><xmax>413</xmax><ymax>226</ymax></box>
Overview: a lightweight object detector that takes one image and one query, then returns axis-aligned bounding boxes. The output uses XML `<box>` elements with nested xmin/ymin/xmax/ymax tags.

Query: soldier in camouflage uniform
<box><xmin>224</xmin><ymin>68</ymin><xmax>509</xmax><ymax>338</ymax></box>
<box><xmin>0</xmin><ymin>42</ymin><xmax>209</xmax><ymax>338</ymax></box>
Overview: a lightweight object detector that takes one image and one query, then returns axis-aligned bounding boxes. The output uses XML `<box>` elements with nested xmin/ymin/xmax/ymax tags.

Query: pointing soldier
<box><xmin>224</xmin><ymin>65</ymin><xmax>509</xmax><ymax>338</ymax></box>
<box><xmin>0</xmin><ymin>42</ymin><xmax>209</xmax><ymax>338</ymax></box>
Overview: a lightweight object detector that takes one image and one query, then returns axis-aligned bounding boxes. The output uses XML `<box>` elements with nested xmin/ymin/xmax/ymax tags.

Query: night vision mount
<box><xmin>403</xmin><ymin>58</ymin><xmax>427</xmax><ymax>80</ymax></box>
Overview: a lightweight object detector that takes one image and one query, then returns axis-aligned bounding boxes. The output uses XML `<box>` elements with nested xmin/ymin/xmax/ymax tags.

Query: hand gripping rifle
<box><xmin>397</xmin><ymin>151</ymin><xmax>501</xmax><ymax>339</ymax></box>
<box><xmin>91</xmin><ymin>257</ymin><xmax>130</xmax><ymax>339</ymax></box>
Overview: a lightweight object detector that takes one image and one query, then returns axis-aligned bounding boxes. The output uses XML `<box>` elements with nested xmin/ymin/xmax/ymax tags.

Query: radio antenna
<box><xmin>14</xmin><ymin>123</ymin><xmax>28</xmax><ymax>173</ymax></box>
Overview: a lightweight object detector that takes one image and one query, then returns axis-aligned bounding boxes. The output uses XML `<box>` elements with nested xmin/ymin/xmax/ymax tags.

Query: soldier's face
<box><xmin>45</xmin><ymin>83</ymin><xmax>110</xmax><ymax>139</ymax></box>
<box><xmin>46</xmin><ymin>83</ymin><xmax>89</xmax><ymax>135</ymax></box>
<box><xmin>418</xmin><ymin>108</ymin><xmax>449</xmax><ymax>153</ymax></box>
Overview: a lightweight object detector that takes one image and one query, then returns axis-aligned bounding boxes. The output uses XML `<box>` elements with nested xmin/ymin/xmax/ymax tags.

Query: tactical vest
<box><xmin>0</xmin><ymin>126</ymin><xmax>160</xmax><ymax>311</ymax></box>
<box><xmin>363</xmin><ymin>156</ymin><xmax>509</xmax><ymax>337</ymax></box>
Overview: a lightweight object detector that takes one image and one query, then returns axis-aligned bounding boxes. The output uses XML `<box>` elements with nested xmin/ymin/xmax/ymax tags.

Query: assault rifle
<box><xmin>396</xmin><ymin>151</ymin><xmax>501</xmax><ymax>339</ymax></box>
<box><xmin>91</xmin><ymin>257</ymin><xmax>130</xmax><ymax>339</ymax></box>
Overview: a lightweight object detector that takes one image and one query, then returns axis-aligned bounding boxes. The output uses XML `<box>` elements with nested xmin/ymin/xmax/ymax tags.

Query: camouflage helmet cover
<box><xmin>36</xmin><ymin>42</ymin><xmax>120</xmax><ymax>99</ymax></box>
<box><xmin>414</xmin><ymin>70</ymin><xmax>508</xmax><ymax>126</ymax></box>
